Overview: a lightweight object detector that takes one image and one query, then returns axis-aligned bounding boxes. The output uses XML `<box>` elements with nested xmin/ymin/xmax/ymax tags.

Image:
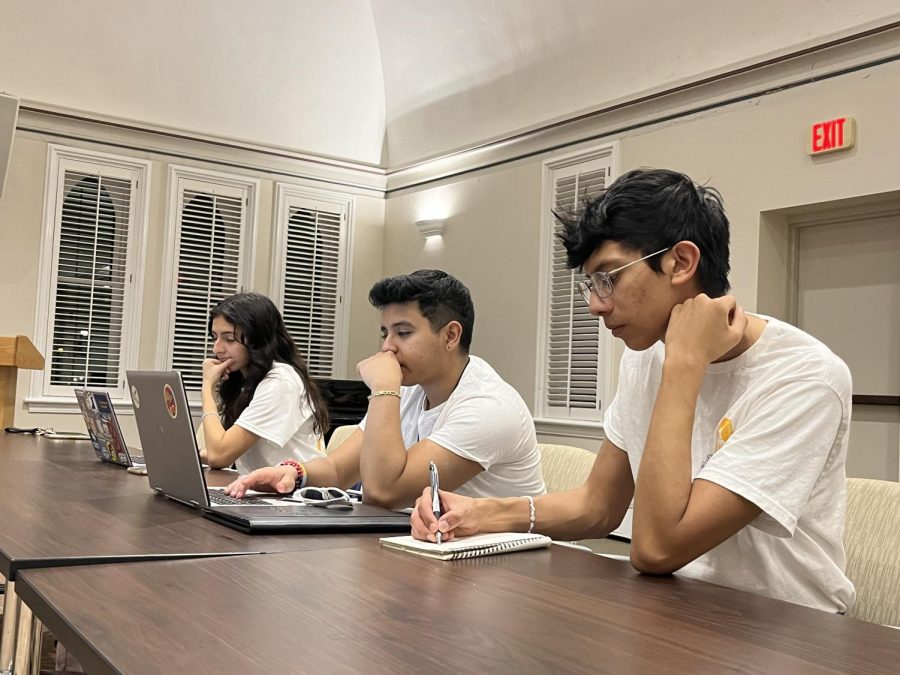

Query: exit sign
<box><xmin>807</xmin><ymin>117</ymin><xmax>856</xmax><ymax>155</ymax></box>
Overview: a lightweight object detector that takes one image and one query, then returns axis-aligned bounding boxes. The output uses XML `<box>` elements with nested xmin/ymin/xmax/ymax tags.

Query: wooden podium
<box><xmin>0</xmin><ymin>335</ymin><xmax>45</xmax><ymax>428</ymax></box>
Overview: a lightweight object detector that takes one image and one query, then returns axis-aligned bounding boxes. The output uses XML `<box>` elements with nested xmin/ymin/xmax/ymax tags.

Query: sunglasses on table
<box><xmin>288</xmin><ymin>486</ymin><xmax>354</xmax><ymax>509</ymax></box>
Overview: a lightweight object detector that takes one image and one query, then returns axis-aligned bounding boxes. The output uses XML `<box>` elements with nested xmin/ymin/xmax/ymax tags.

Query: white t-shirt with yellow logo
<box><xmin>604</xmin><ymin>315</ymin><xmax>855</xmax><ymax>613</ymax></box>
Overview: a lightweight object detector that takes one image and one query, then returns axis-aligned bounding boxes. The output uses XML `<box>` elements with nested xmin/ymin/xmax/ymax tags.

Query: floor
<box><xmin>0</xmin><ymin>585</ymin><xmax>68</xmax><ymax>673</ymax></box>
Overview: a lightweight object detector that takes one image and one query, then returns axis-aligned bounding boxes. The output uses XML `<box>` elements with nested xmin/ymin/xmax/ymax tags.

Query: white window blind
<box><xmin>543</xmin><ymin>156</ymin><xmax>613</xmax><ymax>420</ymax></box>
<box><xmin>35</xmin><ymin>148</ymin><xmax>149</xmax><ymax>403</ymax></box>
<box><xmin>271</xmin><ymin>185</ymin><xmax>350</xmax><ymax>379</ymax></box>
<box><xmin>166</xmin><ymin>175</ymin><xmax>252</xmax><ymax>391</ymax></box>
<box><xmin>49</xmin><ymin>171</ymin><xmax>131</xmax><ymax>392</ymax></box>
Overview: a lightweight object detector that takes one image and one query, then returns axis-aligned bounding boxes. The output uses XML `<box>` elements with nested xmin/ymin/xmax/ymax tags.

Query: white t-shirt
<box><xmin>360</xmin><ymin>356</ymin><xmax>545</xmax><ymax>498</ymax></box>
<box><xmin>233</xmin><ymin>362</ymin><xmax>325</xmax><ymax>473</ymax></box>
<box><xmin>604</xmin><ymin>315</ymin><xmax>855</xmax><ymax>613</ymax></box>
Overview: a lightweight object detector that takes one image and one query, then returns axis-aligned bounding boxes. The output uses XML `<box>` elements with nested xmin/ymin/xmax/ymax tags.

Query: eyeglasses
<box><xmin>576</xmin><ymin>247</ymin><xmax>670</xmax><ymax>303</ymax></box>
<box><xmin>290</xmin><ymin>486</ymin><xmax>353</xmax><ymax>509</ymax></box>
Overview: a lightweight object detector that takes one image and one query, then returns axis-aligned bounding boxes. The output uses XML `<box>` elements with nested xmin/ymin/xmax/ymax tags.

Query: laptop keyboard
<box><xmin>208</xmin><ymin>490</ymin><xmax>273</xmax><ymax>506</ymax></box>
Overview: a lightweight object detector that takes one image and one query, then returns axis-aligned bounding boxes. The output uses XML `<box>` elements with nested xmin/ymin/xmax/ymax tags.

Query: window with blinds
<box><xmin>49</xmin><ymin>173</ymin><xmax>131</xmax><ymax>390</ymax></box>
<box><xmin>36</xmin><ymin>149</ymin><xmax>148</xmax><ymax>401</ymax></box>
<box><xmin>164</xmin><ymin>170</ymin><xmax>256</xmax><ymax>392</ymax></box>
<box><xmin>541</xmin><ymin>153</ymin><xmax>615</xmax><ymax>421</ymax></box>
<box><xmin>271</xmin><ymin>185</ymin><xmax>350</xmax><ymax>378</ymax></box>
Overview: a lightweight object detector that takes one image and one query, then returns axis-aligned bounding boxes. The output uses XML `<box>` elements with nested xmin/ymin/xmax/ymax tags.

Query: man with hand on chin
<box><xmin>226</xmin><ymin>269</ymin><xmax>545</xmax><ymax>508</ymax></box>
<box><xmin>411</xmin><ymin>169</ymin><xmax>855</xmax><ymax>614</ymax></box>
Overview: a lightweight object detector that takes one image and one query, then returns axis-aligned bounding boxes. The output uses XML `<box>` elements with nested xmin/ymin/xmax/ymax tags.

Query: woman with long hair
<box><xmin>199</xmin><ymin>292</ymin><xmax>330</xmax><ymax>472</ymax></box>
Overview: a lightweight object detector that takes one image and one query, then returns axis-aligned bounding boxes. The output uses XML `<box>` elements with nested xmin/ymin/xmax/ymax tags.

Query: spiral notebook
<box><xmin>379</xmin><ymin>532</ymin><xmax>552</xmax><ymax>560</ymax></box>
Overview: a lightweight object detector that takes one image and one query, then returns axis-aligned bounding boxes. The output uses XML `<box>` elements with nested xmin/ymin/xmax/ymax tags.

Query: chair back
<box><xmin>538</xmin><ymin>443</ymin><xmax>595</xmax><ymax>493</ymax></box>
<box><xmin>325</xmin><ymin>424</ymin><xmax>358</xmax><ymax>455</ymax></box>
<box><xmin>844</xmin><ymin>477</ymin><xmax>900</xmax><ymax>626</ymax></box>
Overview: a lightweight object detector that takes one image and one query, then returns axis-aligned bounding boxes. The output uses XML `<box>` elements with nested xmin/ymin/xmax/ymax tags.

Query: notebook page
<box><xmin>380</xmin><ymin>532</ymin><xmax>551</xmax><ymax>560</ymax></box>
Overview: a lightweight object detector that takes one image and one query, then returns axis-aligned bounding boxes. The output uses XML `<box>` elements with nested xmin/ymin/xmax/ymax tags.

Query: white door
<box><xmin>796</xmin><ymin>212</ymin><xmax>900</xmax><ymax>481</ymax></box>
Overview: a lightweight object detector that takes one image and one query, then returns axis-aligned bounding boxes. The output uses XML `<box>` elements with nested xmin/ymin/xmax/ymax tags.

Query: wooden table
<box><xmin>16</xmin><ymin>543</ymin><xmax>900</xmax><ymax>674</ymax></box>
<box><xmin>0</xmin><ymin>435</ymin><xmax>380</xmax><ymax>673</ymax></box>
<box><xmin>0</xmin><ymin>435</ymin><xmax>377</xmax><ymax>580</ymax></box>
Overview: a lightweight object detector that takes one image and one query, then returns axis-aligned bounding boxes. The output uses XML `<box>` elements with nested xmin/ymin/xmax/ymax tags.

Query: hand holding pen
<box><xmin>410</xmin><ymin>487</ymin><xmax>482</xmax><ymax>542</ymax></box>
<box><xmin>429</xmin><ymin>460</ymin><xmax>444</xmax><ymax>544</ymax></box>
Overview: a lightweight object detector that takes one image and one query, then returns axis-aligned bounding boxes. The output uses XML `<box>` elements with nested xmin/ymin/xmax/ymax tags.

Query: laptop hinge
<box><xmin>152</xmin><ymin>487</ymin><xmax>164</xmax><ymax>496</ymax></box>
<box><xmin>190</xmin><ymin>500</ymin><xmax>201</xmax><ymax>508</ymax></box>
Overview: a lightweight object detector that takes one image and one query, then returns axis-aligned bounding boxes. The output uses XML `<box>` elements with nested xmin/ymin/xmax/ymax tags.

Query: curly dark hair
<box><xmin>208</xmin><ymin>292</ymin><xmax>329</xmax><ymax>435</ymax></box>
<box><xmin>557</xmin><ymin>168</ymin><xmax>731</xmax><ymax>297</ymax></box>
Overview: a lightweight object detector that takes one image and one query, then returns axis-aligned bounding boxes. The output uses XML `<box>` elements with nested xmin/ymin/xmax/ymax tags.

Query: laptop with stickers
<box><xmin>125</xmin><ymin>370</ymin><xmax>410</xmax><ymax>533</ymax></box>
<box><xmin>74</xmin><ymin>389</ymin><xmax>145</xmax><ymax>467</ymax></box>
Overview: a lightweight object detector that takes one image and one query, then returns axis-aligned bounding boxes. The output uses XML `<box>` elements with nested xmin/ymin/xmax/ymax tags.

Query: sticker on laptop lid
<box><xmin>131</xmin><ymin>385</ymin><xmax>141</xmax><ymax>409</ymax></box>
<box><xmin>163</xmin><ymin>384</ymin><xmax>178</xmax><ymax>419</ymax></box>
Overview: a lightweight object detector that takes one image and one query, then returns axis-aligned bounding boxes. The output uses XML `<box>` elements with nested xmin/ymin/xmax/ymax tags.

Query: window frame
<box><xmin>534</xmin><ymin>143</ymin><xmax>619</xmax><ymax>430</ymax></box>
<box><xmin>269</xmin><ymin>182</ymin><xmax>353</xmax><ymax>378</ymax></box>
<box><xmin>27</xmin><ymin>144</ymin><xmax>151</xmax><ymax>413</ymax></box>
<box><xmin>156</xmin><ymin>164</ymin><xmax>259</xmax><ymax>399</ymax></box>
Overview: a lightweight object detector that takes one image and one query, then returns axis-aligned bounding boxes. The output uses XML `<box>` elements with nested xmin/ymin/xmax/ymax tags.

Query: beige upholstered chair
<box><xmin>325</xmin><ymin>424</ymin><xmax>359</xmax><ymax>455</ymax></box>
<box><xmin>844</xmin><ymin>477</ymin><xmax>900</xmax><ymax>627</ymax></box>
<box><xmin>538</xmin><ymin>442</ymin><xmax>596</xmax><ymax>493</ymax></box>
<box><xmin>537</xmin><ymin>443</ymin><xmax>630</xmax><ymax>558</ymax></box>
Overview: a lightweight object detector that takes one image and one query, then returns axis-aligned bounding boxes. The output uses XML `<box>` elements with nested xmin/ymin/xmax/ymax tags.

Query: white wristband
<box><xmin>525</xmin><ymin>495</ymin><xmax>536</xmax><ymax>534</ymax></box>
<box><xmin>200</xmin><ymin>411</ymin><xmax>219</xmax><ymax>424</ymax></box>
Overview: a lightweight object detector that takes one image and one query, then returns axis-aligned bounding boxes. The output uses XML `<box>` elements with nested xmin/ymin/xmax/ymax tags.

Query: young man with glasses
<box><xmin>411</xmin><ymin>168</ymin><xmax>855</xmax><ymax>614</ymax></box>
<box><xmin>225</xmin><ymin>269</ymin><xmax>546</xmax><ymax>508</ymax></box>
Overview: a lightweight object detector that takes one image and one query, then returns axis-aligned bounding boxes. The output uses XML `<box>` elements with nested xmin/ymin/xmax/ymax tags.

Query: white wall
<box><xmin>5</xmin><ymin>1</ymin><xmax>899</xmax><ymax>169</ymax></box>
<box><xmin>382</xmin><ymin>161</ymin><xmax>544</xmax><ymax>401</ymax></box>
<box><xmin>381</xmin><ymin>57</ymin><xmax>900</xmax><ymax>468</ymax></box>
<box><xmin>0</xmin><ymin>0</ymin><xmax>387</xmax><ymax>164</ymax></box>
<box><xmin>621</xmin><ymin>65</ymin><xmax>900</xmax><ymax>311</ymax></box>
<box><xmin>372</xmin><ymin>0</ymin><xmax>900</xmax><ymax>166</ymax></box>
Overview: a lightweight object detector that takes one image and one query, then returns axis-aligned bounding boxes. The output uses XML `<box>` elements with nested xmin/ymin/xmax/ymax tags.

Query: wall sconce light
<box><xmin>415</xmin><ymin>218</ymin><xmax>446</xmax><ymax>240</ymax></box>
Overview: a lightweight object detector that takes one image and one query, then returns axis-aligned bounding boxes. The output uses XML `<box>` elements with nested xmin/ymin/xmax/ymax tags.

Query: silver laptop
<box><xmin>74</xmin><ymin>389</ymin><xmax>145</xmax><ymax>467</ymax></box>
<box><xmin>125</xmin><ymin>370</ymin><xmax>410</xmax><ymax>533</ymax></box>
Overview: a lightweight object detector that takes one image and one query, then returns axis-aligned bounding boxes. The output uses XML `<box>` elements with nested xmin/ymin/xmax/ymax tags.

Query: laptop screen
<box><xmin>126</xmin><ymin>371</ymin><xmax>213</xmax><ymax>508</ymax></box>
<box><xmin>74</xmin><ymin>389</ymin><xmax>132</xmax><ymax>466</ymax></box>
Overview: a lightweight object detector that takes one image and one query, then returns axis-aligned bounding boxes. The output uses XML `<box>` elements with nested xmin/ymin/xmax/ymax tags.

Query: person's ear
<box><xmin>444</xmin><ymin>321</ymin><xmax>463</xmax><ymax>351</ymax></box>
<box><xmin>669</xmin><ymin>241</ymin><xmax>701</xmax><ymax>288</ymax></box>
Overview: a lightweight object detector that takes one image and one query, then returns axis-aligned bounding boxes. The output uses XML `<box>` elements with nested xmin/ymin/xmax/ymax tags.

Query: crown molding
<box><xmin>385</xmin><ymin>20</ymin><xmax>900</xmax><ymax>195</ymax></box>
<box><xmin>13</xmin><ymin>20</ymin><xmax>900</xmax><ymax>199</ymax></box>
<box><xmin>16</xmin><ymin>101</ymin><xmax>387</xmax><ymax>197</ymax></box>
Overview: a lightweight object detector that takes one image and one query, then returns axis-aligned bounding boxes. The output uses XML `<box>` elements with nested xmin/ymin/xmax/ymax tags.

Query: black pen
<box><xmin>429</xmin><ymin>460</ymin><xmax>443</xmax><ymax>544</ymax></box>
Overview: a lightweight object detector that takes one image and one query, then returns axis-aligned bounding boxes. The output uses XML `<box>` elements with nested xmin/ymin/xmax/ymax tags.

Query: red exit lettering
<box><xmin>809</xmin><ymin>117</ymin><xmax>855</xmax><ymax>155</ymax></box>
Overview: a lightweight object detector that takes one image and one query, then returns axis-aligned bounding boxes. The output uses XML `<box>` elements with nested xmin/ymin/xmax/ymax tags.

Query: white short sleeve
<box><xmin>697</xmin><ymin>379</ymin><xmax>844</xmax><ymax>536</ymax></box>
<box><xmin>235</xmin><ymin>367</ymin><xmax>308</xmax><ymax>446</ymax></box>
<box><xmin>427</xmin><ymin>395</ymin><xmax>529</xmax><ymax>469</ymax></box>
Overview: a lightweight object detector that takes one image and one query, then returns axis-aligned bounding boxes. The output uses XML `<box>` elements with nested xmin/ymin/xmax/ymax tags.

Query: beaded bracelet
<box><xmin>367</xmin><ymin>390</ymin><xmax>401</xmax><ymax>400</ymax></box>
<box><xmin>278</xmin><ymin>459</ymin><xmax>308</xmax><ymax>490</ymax></box>
<box><xmin>525</xmin><ymin>495</ymin><xmax>536</xmax><ymax>534</ymax></box>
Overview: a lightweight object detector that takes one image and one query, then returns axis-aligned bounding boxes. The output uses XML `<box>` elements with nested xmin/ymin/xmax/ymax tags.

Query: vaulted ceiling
<box><xmin>2</xmin><ymin>0</ymin><xmax>899</xmax><ymax>167</ymax></box>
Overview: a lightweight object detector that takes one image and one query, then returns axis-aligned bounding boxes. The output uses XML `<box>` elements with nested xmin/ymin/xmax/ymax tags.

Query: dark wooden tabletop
<box><xmin>0</xmin><ymin>434</ymin><xmax>380</xmax><ymax>578</ymax></box>
<box><xmin>16</xmin><ymin>543</ymin><xmax>900</xmax><ymax>675</ymax></box>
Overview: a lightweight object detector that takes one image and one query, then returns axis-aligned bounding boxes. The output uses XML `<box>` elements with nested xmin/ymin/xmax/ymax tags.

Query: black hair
<box><xmin>208</xmin><ymin>292</ymin><xmax>329</xmax><ymax>435</ymax></box>
<box><xmin>368</xmin><ymin>269</ymin><xmax>475</xmax><ymax>352</ymax></box>
<box><xmin>558</xmin><ymin>168</ymin><xmax>731</xmax><ymax>297</ymax></box>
